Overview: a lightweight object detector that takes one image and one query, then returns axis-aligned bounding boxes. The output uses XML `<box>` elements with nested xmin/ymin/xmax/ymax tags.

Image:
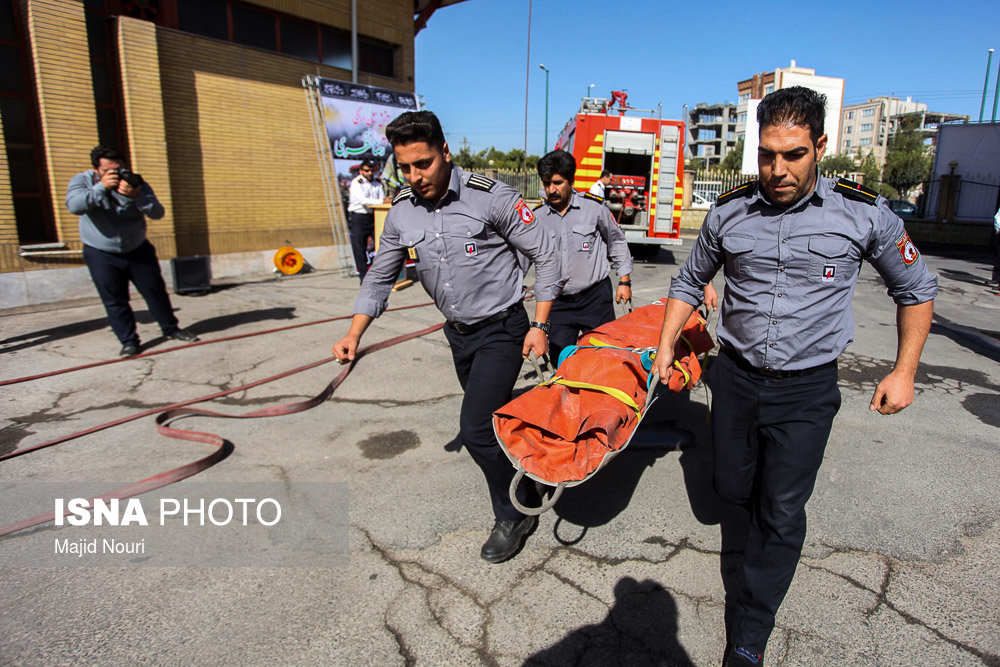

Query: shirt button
<box><xmin>780</xmin><ymin>266</ymin><xmax>785</xmax><ymax>272</ymax></box>
<box><xmin>435</xmin><ymin>209</ymin><xmax>440</xmax><ymax>213</ymax></box>
<box><xmin>435</xmin><ymin>232</ymin><xmax>440</xmax><ymax>237</ymax></box>
<box><xmin>782</xmin><ymin>238</ymin><xmax>788</xmax><ymax>243</ymax></box>
<box><xmin>466</xmin><ymin>231</ymin><xmax>472</xmax><ymax>236</ymax></box>
<box><xmin>440</xmin><ymin>257</ymin><xmax>445</xmax><ymax>262</ymax></box>
<box><xmin>777</xmin><ymin>293</ymin><xmax>783</xmax><ymax>297</ymax></box>
<box><xmin>769</xmin><ymin>343</ymin><xmax>775</xmax><ymax>347</ymax></box>
<box><xmin>445</xmin><ymin>282</ymin><xmax>450</xmax><ymax>287</ymax></box>
<box><xmin>772</xmin><ymin>320</ymin><xmax>778</xmax><ymax>324</ymax></box>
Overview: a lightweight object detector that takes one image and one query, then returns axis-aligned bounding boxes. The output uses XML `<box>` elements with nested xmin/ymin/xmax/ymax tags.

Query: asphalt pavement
<box><xmin>0</xmin><ymin>240</ymin><xmax>998</xmax><ymax>666</ymax></box>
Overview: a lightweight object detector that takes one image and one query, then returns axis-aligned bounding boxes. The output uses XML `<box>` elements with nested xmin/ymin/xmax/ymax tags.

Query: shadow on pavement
<box><xmin>0</xmin><ymin>307</ymin><xmax>300</xmax><ymax>354</ymax></box>
<box><xmin>524</xmin><ymin>576</ymin><xmax>695</xmax><ymax>666</ymax></box>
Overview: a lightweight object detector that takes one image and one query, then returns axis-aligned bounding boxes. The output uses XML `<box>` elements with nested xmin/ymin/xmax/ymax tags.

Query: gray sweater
<box><xmin>66</xmin><ymin>170</ymin><xmax>164</xmax><ymax>253</ymax></box>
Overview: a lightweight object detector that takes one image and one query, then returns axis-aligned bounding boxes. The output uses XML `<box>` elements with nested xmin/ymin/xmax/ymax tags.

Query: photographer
<box><xmin>67</xmin><ymin>145</ymin><xmax>198</xmax><ymax>357</ymax></box>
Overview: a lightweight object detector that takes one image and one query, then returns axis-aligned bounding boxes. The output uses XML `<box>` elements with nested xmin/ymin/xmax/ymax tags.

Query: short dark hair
<box><xmin>90</xmin><ymin>145</ymin><xmax>126</xmax><ymax>168</ymax></box>
<box><xmin>385</xmin><ymin>111</ymin><xmax>446</xmax><ymax>150</ymax></box>
<box><xmin>537</xmin><ymin>150</ymin><xmax>576</xmax><ymax>182</ymax></box>
<box><xmin>756</xmin><ymin>86</ymin><xmax>826</xmax><ymax>144</ymax></box>
<box><xmin>600</xmin><ymin>170</ymin><xmax>611</xmax><ymax>178</ymax></box>
<box><xmin>359</xmin><ymin>159</ymin><xmax>375</xmax><ymax>170</ymax></box>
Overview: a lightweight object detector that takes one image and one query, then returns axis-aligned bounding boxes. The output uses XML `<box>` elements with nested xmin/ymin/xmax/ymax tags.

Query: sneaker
<box><xmin>480</xmin><ymin>515</ymin><xmax>537</xmax><ymax>563</ymax></box>
<box><xmin>724</xmin><ymin>643</ymin><xmax>764</xmax><ymax>666</ymax></box>
<box><xmin>166</xmin><ymin>329</ymin><xmax>199</xmax><ymax>342</ymax></box>
<box><xmin>120</xmin><ymin>342</ymin><xmax>140</xmax><ymax>357</ymax></box>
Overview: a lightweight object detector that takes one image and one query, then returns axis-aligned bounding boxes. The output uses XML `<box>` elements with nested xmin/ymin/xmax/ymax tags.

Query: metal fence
<box><xmin>483</xmin><ymin>169</ymin><xmax>543</xmax><ymax>200</ymax></box>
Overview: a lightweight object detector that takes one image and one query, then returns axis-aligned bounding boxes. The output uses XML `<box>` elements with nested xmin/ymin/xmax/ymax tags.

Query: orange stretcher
<box><xmin>493</xmin><ymin>300</ymin><xmax>714</xmax><ymax>514</ymax></box>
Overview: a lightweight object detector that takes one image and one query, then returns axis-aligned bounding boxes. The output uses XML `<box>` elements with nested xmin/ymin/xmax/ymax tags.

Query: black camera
<box><xmin>116</xmin><ymin>167</ymin><xmax>144</xmax><ymax>187</ymax></box>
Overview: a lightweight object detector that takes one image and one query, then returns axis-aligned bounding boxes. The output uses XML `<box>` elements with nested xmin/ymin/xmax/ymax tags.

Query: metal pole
<box><xmin>350</xmin><ymin>0</ymin><xmax>358</xmax><ymax>83</ymax></box>
<box><xmin>980</xmin><ymin>48</ymin><xmax>994</xmax><ymax>123</ymax></box>
<box><xmin>993</xmin><ymin>54</ymin><xmax>1000</xmax><ymax>122</ymax></box>
<box><xmin>541</xmin><ymin>66</ymin><xmax>550</xmax><ymax>153</ymax></box>
<box><xmin>523</xmin><ymin>0</ymin><xmax>532</xmax><ymax>173</ymax></box>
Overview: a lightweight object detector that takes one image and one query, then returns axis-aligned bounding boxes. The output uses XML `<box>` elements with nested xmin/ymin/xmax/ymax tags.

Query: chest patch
<box><xmin>514</xmin><ymin>198</ymin><xmax>535</xmax><ymax>225</ymax></box>
<box><xmin>465</xmin><ymin>242</ymin><xmax>478</xmax><ymax>257</ymax></box>
<box><xmin>582</xmin><ymin>240</ymin><xmax>592</xmax><ymax>251</ymax></box>
<box><xmin>895</xmin><ymin>231</ymin><xmax>918</xmax><ymax>265</ymax></box>
<box><xmin>822</xmin><ymin>265</ymin><xmax>836</xmax><ymax>282</ymax></box>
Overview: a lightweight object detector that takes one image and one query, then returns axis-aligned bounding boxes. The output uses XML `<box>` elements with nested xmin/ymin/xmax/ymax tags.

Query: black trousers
<box><xmin>443</xmin><ymin>305</ymin><xmax>540</xmax><ymax>521</ymax></box>
<box><xmin>83</xmin><ymin>241</ymin><xmax>179</xmax><ymax>345</ymax></box>
<box><xmin>348</xmin><ymin>212</ymin><xmax>375</xmax><ymax>281</ymax></box>
<box><xmin>707</xmin><ymin>349</ymin><xmax>841</xmax><ymax>653</ymax></box>
<box><xmin>548</xmin><ymin>277</ymin><xmax>617</xmax><ymax>364</ymax></box>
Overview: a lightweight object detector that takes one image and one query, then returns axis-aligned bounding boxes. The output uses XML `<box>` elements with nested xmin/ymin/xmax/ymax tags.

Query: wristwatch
<box><xmin>530</xmin><ymin>321</ymin><xmax>551</xmax><ymax>334</ymax></box>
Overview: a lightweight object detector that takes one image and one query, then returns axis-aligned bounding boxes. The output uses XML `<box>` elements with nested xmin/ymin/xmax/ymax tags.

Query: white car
<box><xmin>690</xmin><ymin>190</ymin><xmax>717</xmax><ymax>210</ymax></box>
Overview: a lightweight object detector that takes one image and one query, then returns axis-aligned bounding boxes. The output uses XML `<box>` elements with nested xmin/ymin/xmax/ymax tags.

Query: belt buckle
<box><xmin>449</xmin><ymin>321</ymin><xmax>472</xmax><ymax>335</ymax></box>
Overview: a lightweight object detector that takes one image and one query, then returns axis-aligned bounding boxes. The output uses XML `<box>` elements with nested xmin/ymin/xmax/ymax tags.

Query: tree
<box><xmin>818</xmin><ymin>154</ymin><xmax>856</xmax><ymax>175</ymax></box>
<box><xmin>857</xmin><ymin>152</ymin><xmax>895</xmax><ymax>198</ymax></box>
<box><xmin>883</xmin><ymin>115</ymin><xmax>932</xmax><ymax>197</ymax></box>
<box><xmin>717</xmin><ymin>137</ymin><xmax>744</xmax><ymax>172</ymax></box>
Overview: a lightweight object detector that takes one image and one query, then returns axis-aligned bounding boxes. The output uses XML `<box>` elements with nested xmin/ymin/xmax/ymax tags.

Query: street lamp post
<box><xmin>539</xmin><ymin>64</ymin><xmax>550</xmax><ymax>153</ymax></box>
<box><xmin>587</xmin><ymin>83</ymin><xmax>595</xmax><ymax>99</ymax></box>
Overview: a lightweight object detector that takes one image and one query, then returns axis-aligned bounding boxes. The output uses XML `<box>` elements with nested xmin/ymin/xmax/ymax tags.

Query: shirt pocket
<box><xmin>721</xmin><ymin>234</ymin><xmax>755</xmax><ymax>280</ymax></box>
<box><xmin>398</xmin><ymin>228</ymin><xmax>427</xmax><ymax>268</ymax></box>
<box><xmin>448</xmin><ymin>217</ymin><xmax>489</xmax><ymax>266</ymax></box>
<box><xmin>571</xmin><ymin>220</ymin><xmax>599</xmax><ymax>254</ymax></box>
<box><xmin>807</xmin><ymin>236</ymin><xmax>852</xmax><ymax>286</ymax></box>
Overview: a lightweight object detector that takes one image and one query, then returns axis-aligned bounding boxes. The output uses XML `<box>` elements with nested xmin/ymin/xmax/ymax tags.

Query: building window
<box><xmin>84</xmin><ymin>2</ymin><xmax>126</xmax><ymax>149</ymax></box>
<box><xmin>846</xmin><ymin>126</ymin><xmax>852</xmax><ymax>134</ymax></box>
<box><xmin>764</xmin><ymin>84</ymin><xmax>774</xmax><ymax>94</ymax></box>
<box><xmin>860</xmin><ymin>123</ymin><xmax>872</xmax><ymax>132</ymax></box>
<box><xmin>860</xmin><ymin>138</ymin><xmax>871</xmax><ymax>146</ymax></box>
<box><xmin>738</xmin><ymin>112</ymin><xmax>747</xmax><ymax>123</ymax></box>
<box><xmin>171</xmin><ymin>0</ymin><xmax>399</xmax><ymax>79</ymax></box>
<box><xmin>739</xmin><ymin>93</ymin><xmax>750</xmax><ymax>101</ymax></box>
<box><xmin>1</xmin><ymin>0</ymin><xmax>56</xmax><ymax>243</ymax></box>
<box><xmin>847</xmin><ymin>111</ymin><xmax>854</xmax><ymax>119</ymax></box>
<box><xmin>844</xmin><ymin>140</ymin><xmax>851</xmax><ymax>148</ymax></box>
<box><xmin>862</xmin><ymin>108</ymin><xmax>874</xmax><ymax>117</ymax></box>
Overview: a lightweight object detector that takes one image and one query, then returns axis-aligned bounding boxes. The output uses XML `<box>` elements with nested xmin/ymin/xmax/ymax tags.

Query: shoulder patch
<box><xmin>583</xmin><ymin>191</ymin><xmax>604</xmax><ymax>203</ymax></box>
<box><xmin>833</xmin><ymin>178</ymin><xmax>878</xmax><ymax>206</ymax></box>
<box><xmin>466</xmin><ymin>173</ymin><xmax>497</xmax><ymax>193</ymax></box>
<box><xmin>392</xmin><ymin>186</ymin><xmax>412</xmax><ymax>205</ymax></box>
<box><xmin>716</xmin><ymin>181</ymin><xmax>757</xmax><ymax>206</ymax></box>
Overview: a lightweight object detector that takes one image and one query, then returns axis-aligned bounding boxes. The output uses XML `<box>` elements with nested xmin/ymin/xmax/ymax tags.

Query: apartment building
<box><xmin>686</xmin><ymin>102</ymin><xmax>738</xmax><ymax>167</ymax></box>
<box><xmin>840</xmin><ymin>96</ymin><xmax>968</xmax><ymax>164</ymax></box>
<box><xmin>734</xmin><ymin>61</ymin><xmax>844</xmax><ymax>172</ymax></box>
<box><xmin>1</xmin><ymin>0</ymin><xmax>454</xmax><ymax>306</ymax></box>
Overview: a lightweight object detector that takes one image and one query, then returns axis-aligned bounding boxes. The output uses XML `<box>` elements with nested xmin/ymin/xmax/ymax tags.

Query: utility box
<box><xmin>171</xmin><ymin>256</ymin><xmax>211</xmax><ymax>295</ymax></box>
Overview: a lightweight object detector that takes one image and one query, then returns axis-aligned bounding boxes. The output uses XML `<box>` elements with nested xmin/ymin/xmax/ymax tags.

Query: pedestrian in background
<box><xmin>535</xmin><ymin>150</ymin><xmax>632</xmax><ymax>363</ymax></box>
<box><xmin>588</xmin><ymin>170</ymin><xmax>612</xmax><ymax>199</ymax></box>
<box><xmin>66</xmin><ymin>146</ymin><xmax>198</xmax><ymax>357</ymax></box>
<box><xmin>654</xmin><ymin>87</ymin><xmax>937</xmax><ymax>666</ymax></box>
<box><xmin>332</xmin><ymin>111</ymin><xmax>561</xmax><ymax>564</ymax></box>
<box><xmin>346</xmin><ymin>159</ymin><xmax>386</xmax><ymax>282</ymax></box>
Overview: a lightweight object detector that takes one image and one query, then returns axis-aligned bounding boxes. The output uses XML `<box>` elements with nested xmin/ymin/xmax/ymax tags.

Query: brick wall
<box><xmin>118</xmin><ymin>16</ymin><xmax>176</xmax><ymax>257</ymax></box>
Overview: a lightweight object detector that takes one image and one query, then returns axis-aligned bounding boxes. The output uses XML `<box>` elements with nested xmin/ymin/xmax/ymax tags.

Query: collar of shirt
<box><xmin>748</xmin><ymin>169</ymin><xmax>828</xmax><ymax>212</ymax></box>
<box><xmin>542</xmin><ymin>190</ymin><xmax>582</xmax><ymax>217</ymax></box>
<box><xmin>405</xmin><ymin>164</ymin><xmax>464</xmax><ymax>208</ymax></box>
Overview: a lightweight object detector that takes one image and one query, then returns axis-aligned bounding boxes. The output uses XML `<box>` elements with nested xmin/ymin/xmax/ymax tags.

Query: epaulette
<box><xmin>466</xmin><ymin>173</ymin><xmax>496</xmax><ymax>193</ymax></box>
<box><xmin>392</xmin><ymin>186</ymin><xmax>412</xmax><ymax>205</ymax></box>
<box><xmin>832</xmin><ymin>178</ymin><xmax>878</xmax><ymax>206</ymax></box>
<box><xmin>583</xmin><ymin>192</ymin><xmax>604</xmax><ymax>204</ymax></box>
<box><xmin>715</xmin><ymin>181</ymin><xmax>757</xmax><ymax>206</ymax></box>
<box><xmin>532</xmin><ymin>201</ymin><xmax>545</xmax><ymax>211</ymax></box>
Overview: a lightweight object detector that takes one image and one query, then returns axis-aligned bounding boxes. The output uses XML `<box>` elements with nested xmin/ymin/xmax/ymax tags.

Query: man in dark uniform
<box><xmin>535</xmin><ymin>149</ymin><xmax>632</xmax><ymax>363</ymax></box>
<box><xmin>332</xmin><ymin>111</ymin><xmax>561</xmax><ymax>563</ymax></box>
<box><xmin>654</xmin><ymin>87</ymin><xmax>937</xmax><ymax>665</ymax></box>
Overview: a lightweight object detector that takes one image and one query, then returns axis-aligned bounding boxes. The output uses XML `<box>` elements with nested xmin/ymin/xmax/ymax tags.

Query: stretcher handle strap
<box><xmin>543</xmin><ymin>376</ymin><xmax>641</xmax><ymax>417</ymax></box>
<box><xmin>509</xmin><ymin>468</ymin><xmax>565</xmax><ymax>516</ymax></box>
<box><xmin>528</xmin><ymin>351</ymin><xmax>555</xmax><ymax>382</ymax></box>
<box><xmin>645</xmin><ymin>372</ymin><xmax>660</xmax><ymax>411</ymax></box>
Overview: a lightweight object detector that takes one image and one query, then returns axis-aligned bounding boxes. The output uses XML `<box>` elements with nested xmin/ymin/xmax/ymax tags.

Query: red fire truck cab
<box><xmin>555</xmin><ymin>93</ymin><xmax>685</xmax><ymax>254</ymax></box>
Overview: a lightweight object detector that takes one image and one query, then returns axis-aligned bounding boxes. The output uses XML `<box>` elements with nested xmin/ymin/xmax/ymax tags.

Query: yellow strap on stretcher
<box><xmin>587</xmin><ymin>337</ymin><xmax>692</xmax><ymax>388</ymax></box>
<box><xmin>542</xmin><ymin>376</ymin><xmax>641</xmax><ymax>417</ymax></box>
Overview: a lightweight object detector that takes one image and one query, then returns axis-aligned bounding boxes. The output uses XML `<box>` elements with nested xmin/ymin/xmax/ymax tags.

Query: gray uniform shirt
<box><xmin>535</xmin><ymin>191</ymin><xmax>633</xmax><ymax>295</ymax></box>
<box><xmin>669</xmin><ymin>176</ymin><xmax>938</xmax><ymax>371</ymax></box>
<box><xmin>354</xmin><ymin>165</ymin><xmax>561</xmax><ymax>323</ymax></box>
<box><xmin>66</xmin><ymin>170</ymin><xmax>164</xmax><ymax>253</ymax></box>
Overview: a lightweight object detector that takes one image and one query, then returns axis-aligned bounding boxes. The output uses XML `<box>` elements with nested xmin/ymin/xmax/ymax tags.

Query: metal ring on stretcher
<box><xmin>508</xmin><ymin>468</ymin><xmax>565</xmax><ymax>515</ymax></box>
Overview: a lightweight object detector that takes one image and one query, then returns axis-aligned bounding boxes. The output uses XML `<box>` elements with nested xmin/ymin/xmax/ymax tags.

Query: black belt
<box><xmin>721</xmin><ymin>346</ymin><xmax>836</xmax><ymax>379</ymax></box>
<box><xmin>557</xmin><ymin>278</ymin><xmax>607</xmax><ymax>302</ymax></box>
<box><xmin>446</xmin><ymin>304</ymin><xmax>521</xmax><ymax>335</ymax></box>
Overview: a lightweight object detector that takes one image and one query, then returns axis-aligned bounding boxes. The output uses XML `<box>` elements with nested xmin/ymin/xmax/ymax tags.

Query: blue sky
<box><xmin>415</xmin><ymin>0</ymin><xmax>999</xmax><ymax>155</ymax></box>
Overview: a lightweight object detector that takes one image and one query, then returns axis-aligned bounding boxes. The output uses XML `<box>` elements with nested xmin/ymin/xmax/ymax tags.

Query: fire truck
<box><xmin>554</xmin><ymin>91</ymin><xmax>685</xmax><ymax>255</ymax></box>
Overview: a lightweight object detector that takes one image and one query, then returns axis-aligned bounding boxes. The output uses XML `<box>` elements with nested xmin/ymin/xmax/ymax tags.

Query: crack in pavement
<box><xmin>803</xmin><ymin>547</ymin><xmax>1000</xmax><ymax>666</ymax></box>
